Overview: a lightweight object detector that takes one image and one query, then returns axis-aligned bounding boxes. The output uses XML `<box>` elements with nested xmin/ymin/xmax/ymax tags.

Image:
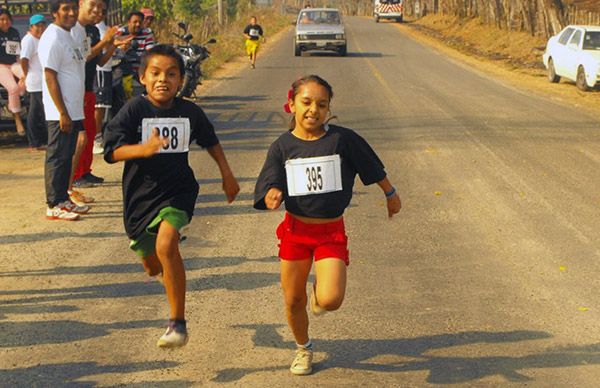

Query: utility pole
<box><xmin>218</xmin><ymin>0</ymin><xmax>224</xmax><ymax>25</ymax></box>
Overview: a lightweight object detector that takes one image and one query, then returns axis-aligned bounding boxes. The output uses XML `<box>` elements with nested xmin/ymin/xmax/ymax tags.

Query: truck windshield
<box><xmin>299</xmin><ymin>11</ymin><xmax>340</xmax><ymax>25</ymax></box>
<box><xmin>583</xmin><ymin>31</ymin><xmax>600</xmax><ymax>50</ymax></box>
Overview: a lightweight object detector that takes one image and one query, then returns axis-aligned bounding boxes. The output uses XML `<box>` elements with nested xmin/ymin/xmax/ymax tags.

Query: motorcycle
<box><xmin>173</xmin><ymin>22</ymin><xmax>216</xmax><ymax>98</ymax></box>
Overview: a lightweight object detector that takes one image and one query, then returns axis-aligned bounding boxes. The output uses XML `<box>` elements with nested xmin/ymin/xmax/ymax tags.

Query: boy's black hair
<box><xmin>49</xmin><ymin>0</ymin><xmax>77</xmax><ymax>14</ymax></box>
<box><xmin>0</xmin><ymin>8</ymin><xmax>11</xmax><ymax>21</ymax></box>
<box><xmin>139</xmin><ymin>44</ymin><xmax>185</xmax><ymax>78</ymax></box>
<box><xmin>128</xmin><ymin>11</ymin><xmax>144</xmax><ymax>21</ymax></box>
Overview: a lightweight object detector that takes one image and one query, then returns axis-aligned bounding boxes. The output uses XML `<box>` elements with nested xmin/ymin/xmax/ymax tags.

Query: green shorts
<box><xmin>129</xmin><ymin>207</ymin><xmax>189</xmax><ymax>258</ymax></box>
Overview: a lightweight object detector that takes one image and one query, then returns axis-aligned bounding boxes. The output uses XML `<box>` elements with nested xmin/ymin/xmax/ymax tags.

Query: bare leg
<box><xmin>155</xmin><ymin>221</ymin><xmax>186</xmax><ymax>320</ymax></box>
<box><xmin>13</xmin><ymin>112</ymin><xmax>25</xmax><ymax>135</ymax></box>
<box><xmin>314</xmin><ymin>258</ymin><xmax>347</xmax><ymax>311</ymax></box>
<box><xmin>69</xmin><ymin>131</ymin><xmax>87</xmax><ymax>188</ymax></box>
<box><xmin>94</xmin><ymin>107</ymin><xmax>105</xmax><ymax>139</ymax></box>
<box><xmin>142</xmin><ymin>252</ymin><xmax>163</xmax><ymax>277</ymax></box>
<box><xmin>280</xmin><ymin>259</ymin><xmax>312</xmax><ymax>345</ymax></box>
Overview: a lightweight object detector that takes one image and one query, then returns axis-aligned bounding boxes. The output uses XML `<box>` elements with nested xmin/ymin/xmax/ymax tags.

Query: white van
<box><xmin>374</xmin><ymin>0</ymin><xmax>403</xmax><ymax>23</ymax></box>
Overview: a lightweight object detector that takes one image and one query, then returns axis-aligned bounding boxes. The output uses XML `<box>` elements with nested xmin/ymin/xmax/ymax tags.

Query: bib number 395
<box><xmin>285</xmin><ymin>154</ymin><xmax>342</xmax><ymax>196</ymax></box>
<box><xmin>141</xmin><ymin>118</ymin><xmax>190</xmax><ymax>153</ymax></box>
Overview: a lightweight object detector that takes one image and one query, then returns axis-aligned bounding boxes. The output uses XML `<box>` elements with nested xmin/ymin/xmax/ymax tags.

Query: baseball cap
<box><xmin>29</xmin><ymin>14</ymin><xmax>46</xmax><ymax>26</ymax></box>
<box><xmin>140</xmin><ymin>8</ymin><xmax>154</xmax><ymax>18</ymax></box>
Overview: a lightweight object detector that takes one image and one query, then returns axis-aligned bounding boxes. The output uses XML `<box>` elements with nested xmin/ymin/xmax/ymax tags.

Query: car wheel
<box><xmin>576</xmin><ymin>66</ymin><xmax>590</xmax><ymax>91</ymax></box>
<box><xmin>294</xmin><ymin>40</ymin><xmax>301</xmax><ymax>57</ymax></box>
<box><xmin>397</xmin><ymin>16</ymin><xmax>403</xmax><ymax>23</ymax></box>
<box><xmin>339</xmin><ymin>45</ymin><xmax>347</xmax><ymax>56</ymax></box>
<box><xmin>375</xmin><ymin>16</ymin><xmax>380</xmax><ymax>23</ymax></box>
<box><xmin>547</xmin><ymin>59</ymin><xmax>560</xmax><ymax>83</ymax></box>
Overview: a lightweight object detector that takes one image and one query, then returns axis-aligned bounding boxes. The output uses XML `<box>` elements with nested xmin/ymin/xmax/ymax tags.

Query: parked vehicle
<box><xmin>294</xmin><ymin>8</ymin><xmax>346</xmax><ymax>57</ymax></box>
<box><xmin>543</xmin><ymin>25</ymin><xmax>600</xmax><ymax>91</ymax></box>
<box><xmin>374</xmin><ymin>0</ymin><xmax>403</xmax><ymax>23</ymax></box>
<box><xmin>172</xmin><ymin>22</ymin><xmax>216</xmax><ymax>98</ymax></box>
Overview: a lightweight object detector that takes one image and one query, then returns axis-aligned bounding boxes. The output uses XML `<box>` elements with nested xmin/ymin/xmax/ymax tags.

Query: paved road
<box><xmin>2</xmin><ymin>17</ymin><xmax>600</xmax><ymax>386</ymax></box>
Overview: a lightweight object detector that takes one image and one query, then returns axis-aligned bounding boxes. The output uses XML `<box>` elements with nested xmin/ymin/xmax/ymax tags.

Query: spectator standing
<box><xmin>20</xmin><ymin>14</ymin><xmax>48</xmax><ymax>151</ymax></box>
<box><xmin>140</xmin><ymin>7</ymin><xmax>155</xmax><ymax>34</ymax></box>
<box><xmin>0</xmin><ymin>9</ymin><xmax>26</xmax><ymax>136</ymax></box>
<box><xmin>39</xmin><ymin>0</ymin><xmax>90</xmax><ymax>220</ymax></box>
<box><xmin>70</xmin><ymin>0</ymin><xmax>120</xmax><ymax>190</ymax></box>
<box><xmin>118</xmin><ymin>11</ymin><xmax>155</xmax><ymax>100</ymax></box>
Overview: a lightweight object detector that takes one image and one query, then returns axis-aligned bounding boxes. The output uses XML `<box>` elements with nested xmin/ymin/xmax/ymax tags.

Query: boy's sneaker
<box><xmin>46</xmin><ymin>204</ymin><xmax>80</xmax><ymax>221</ymax></box>
<box><xmin>83</xmin><ymin>172</ymin><xmax>104</xmax><ymax>184</ymax></box>
<box><xmin>309</xmin><ymin>283</ymin><xmax>326</xmax><ymax>316</ymax></box>
<box><xmin>157</xmin><ymin>320</ymin><xmax>188</xmax><ymax>348</ymax></box>
<box><xmin>64</xmin><ymin>200</ymin><xmax>90</xmax><ymax>214</ymax></box>
<box><xmin>290</xmin><ymin>346</ymin><xmax>313</xmax><ymax>375</ymax></box>
<box><xmin>73</xmin><ymin>177</ymin><xmax>95</xmax><ymax>188</ymax></box>
<box><xmin>68</xmin><ymin>190</ymin><xmax>95</xmax><ymax>207</ymax></box>
<box><xmin>92</xmin><ymin>139</ymin><xmax>104</xmax><ymax>154</ymax></box>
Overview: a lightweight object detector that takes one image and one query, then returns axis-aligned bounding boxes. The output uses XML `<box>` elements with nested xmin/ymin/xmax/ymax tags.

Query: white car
<box><xmin>543</xmin><ymin>25</ymin><xmax>600</xmax><ymax>91</ymax></box>
<box><xmin>294</xmin><ymin>8</ymin><xmax>346</xmax><ymax>56</ymax></box>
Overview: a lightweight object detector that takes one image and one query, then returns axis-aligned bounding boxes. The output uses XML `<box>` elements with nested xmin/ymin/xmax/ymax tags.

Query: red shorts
<box><xmin>276</xmin><ymin>212</ymin><xmax>349</xmax><ymax>265</ymax></box>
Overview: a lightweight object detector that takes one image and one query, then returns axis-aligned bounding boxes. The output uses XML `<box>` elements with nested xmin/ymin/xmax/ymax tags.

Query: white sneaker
<box><xmin>157</xmin><ymin>320</ymin><xmax>188</xmax><ymax>348</ymax></box>
<box><xmin>46</xmin><ymin>204</ymin><xmax>80</xmax><ymax>221</ymax></box>
<box><xmin>310</xmin><ymin>283</ymin><xmax>326</xmax><ymax>316</ymax></box>
<box><xmin>92</xmin><ymin>139</ymin><xmax>104</xmax><ymax>155</ymax></box>
<box><xmin>63</xmin><ymin>200</ymin><xmax>90</xmax><ymax>214</ymax></box>
<box><xmin>290</xmin><ymin>346</ymin><xmax>313</xmax><ymax>375</ymax></box>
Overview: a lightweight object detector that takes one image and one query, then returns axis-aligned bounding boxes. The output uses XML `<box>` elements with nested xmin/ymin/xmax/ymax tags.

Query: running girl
<box><xmin>253</xmin><ymin>75</ymin><xmax>401</xmax><ymax>375</ymax></box>
<box><xmin>104</xmin><ymin>44</ymin><xmax>240</xmax><ymax>348</ymax></box>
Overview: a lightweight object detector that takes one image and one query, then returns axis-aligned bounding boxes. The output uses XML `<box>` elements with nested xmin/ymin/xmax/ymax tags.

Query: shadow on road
<box><xmin>0</xmin><ymin>272</ymin><xmax>279</xmax><ymax>305</ymax></box>
<box><xmin>0</xmin><ymin>303</ymin><xmax>78</xmax><ymax>320</ymax></box>
<box><xmin>213</xmin><ymin>324</ymin><xmax>600</xmax><ymax>384</ymax></box>
<box><xmin>0</xmin><ymin>361</ymin><xmax>182</xmax><ymax>387</ymax></box>
<box><xmin>0</xmin><ymin>319</ymin><xmax>164</xmax><ymax>347</ymax></box>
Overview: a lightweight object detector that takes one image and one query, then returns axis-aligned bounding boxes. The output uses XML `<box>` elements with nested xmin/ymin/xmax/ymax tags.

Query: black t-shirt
<box><xmin>254</xmin><ymin>125</ymin><xmax>386</xmax><ymax>218</ymax></box>
<box><xmin>103</xmin><ymin>96</ymin><xmax>220</xmax><ymax>239</ymax></box>
<box><xmin>84</xmin><ymin>24</ymin><xmax>101</xmax><ymax>91</ymax></box>
<box><xmin>0</xmin><ymin>27</ymin><xmax>20</xmax><ymax>65</ymax></box>
<box><xmin>244</xmin><ymin>24</ymin><xmax>263</xmax><ymax>40</ymax></box>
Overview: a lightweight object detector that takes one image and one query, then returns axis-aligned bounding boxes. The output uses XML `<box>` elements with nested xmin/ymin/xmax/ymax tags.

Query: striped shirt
<box><xmin>117</xmin><ymin>26</ymin><xmax>155</xmax><ymax>76</ymax></box>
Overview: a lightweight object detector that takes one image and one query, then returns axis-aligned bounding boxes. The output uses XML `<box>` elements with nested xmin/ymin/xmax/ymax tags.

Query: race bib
<box><xmin>5</xmin><ymin>41</ymin><xmax>20</xmax><ymax>55</ymax></box>
<box><xmin>83</xmin><ymin>36</ymin><xmax>91</xmax><ymax>57</ymax></box>
<box><xmin>72</xmin><ymin>47</ymin><xmax>85</xmax><ymax>62</ymax></box>
<box><xmin>249</xmin><ymin>28</ymin><xmax>260</xmax><ymax>37</ymax></box>
<box><xmin>285</xmin><ymin>154</ymin><xmax>342</xmax><ymax>196</ymax></box>
<box><xmin>141</xmin><ymin>118</ymin><xmax>191</xmax><ymax>153</ymax></box>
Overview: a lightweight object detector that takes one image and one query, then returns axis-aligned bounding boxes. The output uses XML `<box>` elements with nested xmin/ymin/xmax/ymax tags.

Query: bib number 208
<box><xmin>305</xmin><ymin>166</ymin><xmax>323</xmax><ymax>191</ymax></box>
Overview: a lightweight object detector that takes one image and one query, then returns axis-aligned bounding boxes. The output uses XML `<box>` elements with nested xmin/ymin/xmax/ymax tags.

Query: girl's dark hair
<box><xmin>0</xmin><ymin>8</ymin><xmax>12</xmax><ymax>21</ymax></box>
<box><xmin>49</xmin><ymin>0</ymin><xmax>76</xmax><ymax>14</ymax></box>
<box><xmin>288</xmin><ymin>75</ymin><xmax>334</xmax><ymax>130</ymax></box>
<box><xmin>139</xmin><ymin>44</ymin><xmax>185</xmax><ymax>78</ymax></box>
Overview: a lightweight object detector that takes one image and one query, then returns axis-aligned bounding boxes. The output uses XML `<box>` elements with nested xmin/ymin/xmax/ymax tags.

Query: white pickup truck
<box><xmin>374</xmin><ymin>0</ymin><xmax>403</xmax><ymax>23</ymax></box>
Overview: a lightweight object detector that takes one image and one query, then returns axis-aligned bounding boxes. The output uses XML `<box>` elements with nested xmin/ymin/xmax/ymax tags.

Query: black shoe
<box><xmin>73</xmin><ymin>177</ymin><xmax>95</xmax><ymax>188</ymax></box>
<box><xmin>84</xmin><ymin>172</ymin><xmax>104</xmax><ymax>184</ymax></box>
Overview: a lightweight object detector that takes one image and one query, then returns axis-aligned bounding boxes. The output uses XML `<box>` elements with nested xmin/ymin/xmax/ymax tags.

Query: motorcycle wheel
<box><xmin>178</xmin><ymin>73</ymin><xmax>198</xmax><ymax>98</ymax></box>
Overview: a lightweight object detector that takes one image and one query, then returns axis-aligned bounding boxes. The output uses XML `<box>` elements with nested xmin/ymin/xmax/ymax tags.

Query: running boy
<box><xmin>103</xmin><ymin>44</ymin><xmax>240</xmax><ymax>348</ymax></box>
<box><xmin>253</xmin><ymin>75</ymin><xmax>401</xmax><ymax>375</ymax></box>
<box><xmin>243</xmin><ymin>16</ymin><xmax>264</xmax><ymax>69</ymax></box>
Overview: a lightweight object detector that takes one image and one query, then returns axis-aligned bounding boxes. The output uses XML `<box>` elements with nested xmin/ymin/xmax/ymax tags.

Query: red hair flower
<box><xmin>283</xmin><ymin>86</ymin><xmax>294</xmax><ymax>113</ymax></box>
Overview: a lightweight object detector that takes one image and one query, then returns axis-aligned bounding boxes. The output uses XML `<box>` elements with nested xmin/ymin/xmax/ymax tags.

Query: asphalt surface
<box><xmin>2</xmin><ymin>16</ymin><xmax>600</xmax><ymax>386</ymax></box>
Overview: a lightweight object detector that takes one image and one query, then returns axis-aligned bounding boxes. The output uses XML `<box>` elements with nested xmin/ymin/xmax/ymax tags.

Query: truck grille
<box><xmin>306</xmin><ymin>34</ymin><xmax>337</xmax><ymax>40</ymax></box>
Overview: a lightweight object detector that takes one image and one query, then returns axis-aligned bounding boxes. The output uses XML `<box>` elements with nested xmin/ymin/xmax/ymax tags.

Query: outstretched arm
<box><xmin>206</xmin><ymin>143</ymin><xmax>240</xmax><ymax>203</ymax></box>
<box><xmin>377</xmin><ymin>177</ymin><xmax>401</xmax><ymax>218</ymax></box>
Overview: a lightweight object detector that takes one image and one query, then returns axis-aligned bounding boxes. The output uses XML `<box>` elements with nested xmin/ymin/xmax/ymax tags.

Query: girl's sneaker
<box><xmin>290</xmin><ymin>346</ymin><xmax>313</xmax><ymax>375</ymax></box>
<box><xmin>157</xmin><ymin>320</ymin><xmax>188</xmax><ymax>348</ymax></box>
<box><xmin>68</xmin><ymin>190</ymin><xmax>95</xmax><ymax>207</ymax></box>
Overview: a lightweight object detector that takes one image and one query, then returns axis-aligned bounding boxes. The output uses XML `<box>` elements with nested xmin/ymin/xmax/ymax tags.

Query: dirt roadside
<box><xmin>395</xmin><ymin>15</ymin><xmax>600</xmax><ymax>118</ymax></box>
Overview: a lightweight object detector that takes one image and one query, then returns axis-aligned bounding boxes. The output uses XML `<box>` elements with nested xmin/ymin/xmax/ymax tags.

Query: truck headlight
<box><xmin>335</xmin><ymin>34</ymin><xmax>344</xmax><ymax>40</ymax></box>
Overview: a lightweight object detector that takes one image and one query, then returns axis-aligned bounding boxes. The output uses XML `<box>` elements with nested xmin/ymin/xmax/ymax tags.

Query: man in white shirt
<box><xmin>39</xmin><ymin>0</ymin><xmax>89</xmax><ymax>221</ymax></box>
<box><xmin>20</xmin><ymin>14</ymin><xmax>47</xmax><ymax>150</ymax></box>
